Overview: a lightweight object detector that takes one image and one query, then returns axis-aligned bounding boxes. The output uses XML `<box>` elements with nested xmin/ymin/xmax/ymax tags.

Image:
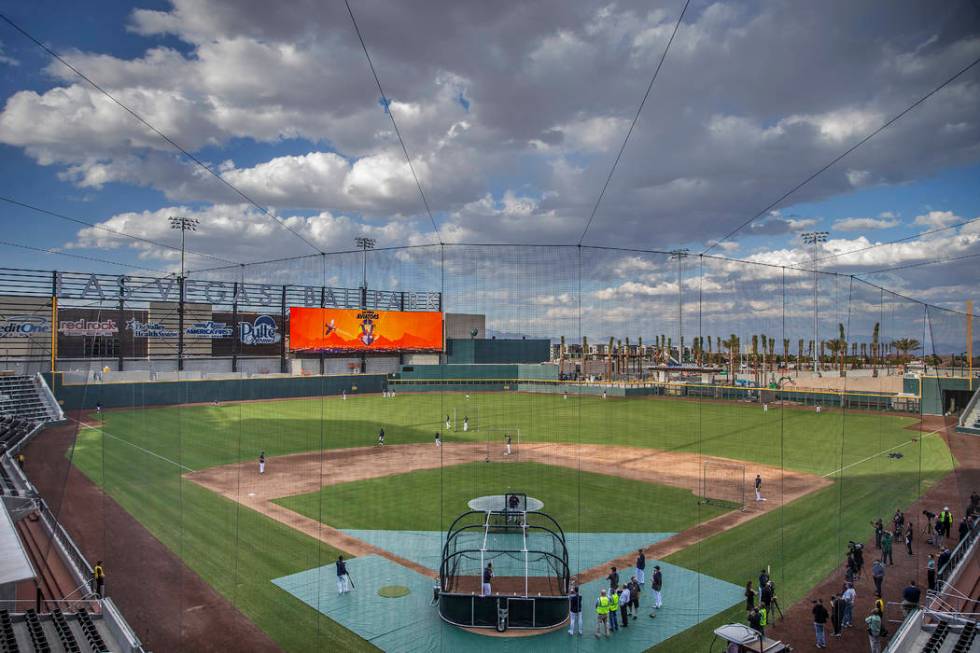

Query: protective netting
<box><xmin>6</xmin><ymin>244</ymin><xmax>976</xmax><ymax>652</ymax></box>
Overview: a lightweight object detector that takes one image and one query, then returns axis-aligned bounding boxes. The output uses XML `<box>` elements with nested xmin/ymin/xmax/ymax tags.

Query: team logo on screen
<box><xmin>357</xmin><ymin>310</ymin><xmax>379</xmax><ymax>346</ymax></box>
<box><xmin>239</xmin><ymin>315</ymin><xmax>281</xmax><ymax>345</ymax></box>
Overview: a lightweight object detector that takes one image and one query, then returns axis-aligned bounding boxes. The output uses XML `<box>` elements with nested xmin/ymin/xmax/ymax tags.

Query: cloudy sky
<box><xmin>0</xmin><ymin>0</ymin><xmax>978</xmax><ymax>325</ymax></box>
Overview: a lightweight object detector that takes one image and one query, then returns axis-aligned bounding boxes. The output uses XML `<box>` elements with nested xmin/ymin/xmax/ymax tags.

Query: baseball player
<box><xmin>463</xmin><ymin>416</ymin><xmax>469</xmax><ymax>432</ymax></box>
<box><xmin>435</xmin><ymin>432</ymin><xmax>441</xmax><ymax>447</ymax></box>
<box><xmin>377</xmin><ymin>428</ymin><xmax>385</xmax><ymax>447</ymax></box>
<box><xmin>505</xmin><ymin>434</ymin><xmax>512</xmax><ymax>456</ymax></box>
<box><xmin>755</xmin><ymin>474</ymin><xmax>765</xmax><ymax>502</ymax></box>
<box><xmin>336</xmin><ymin>556</ymin><xmax>351</xmax><ymax>594</ymax></box>
<box><xmin>481</xmin><ymin>563</ymin><xmax>493</xmax><ymax>596</ymax></box>
<box><xmin>446</xmin><ymin>414</ymin><xmax>451</xmax><ymax>430</ymax></box>
<box><xmin>259</xmin><ymin>451</ymin><xmax>266</xmax><ymax>475</ymax></box>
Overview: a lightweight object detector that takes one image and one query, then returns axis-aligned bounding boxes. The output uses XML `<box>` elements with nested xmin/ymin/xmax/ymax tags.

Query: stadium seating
<box><xmin>952</xmin><ymin>622</ymin><xmax>977</xmax><ymax>653</ymax></box>
<box><xmin>0</xmin><ymin>415</ymin><xmax>33</xmax><ymax>447</ymax></box>
<box><xmin>0</xmin><ymin>609</ymin><xmax>18</xmax><ymax>653</ymax></box>
<box><xmin>50</xmin><ymin>610</ymin><xmax>81</xmax><ymax>653</ymax></box>
<box><xmin>76</xmin><ymin>609</ymin><xmax>106</xmax><ymax>653</ymax></box>
<box><xmin>0</xmin><ymin>376</ymin><xmax>59</xmax><ymax>423</ymax></box>
<box><xmin>922</xmin><ymin>620</ymin><xmax>950</xmax><ymax>652</ymax></box>
<box><xmin>23</xmin><ymin>609</ymin><xmax>50</xmax><ymax>652</ymax></box>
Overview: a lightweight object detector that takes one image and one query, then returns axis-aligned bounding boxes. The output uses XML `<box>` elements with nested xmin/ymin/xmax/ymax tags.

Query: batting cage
<box><xmin>6</xmin><ymin>242</ymin><xmax>976</xmax><ymax>652</ymax></box>
<box><xmin>438</xmin><ymin>496</ymin><xmax>570</xmax><ymax>631</ymax></box>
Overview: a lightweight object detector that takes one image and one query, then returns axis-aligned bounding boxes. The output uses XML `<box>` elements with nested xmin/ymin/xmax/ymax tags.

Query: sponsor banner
<box><xmin>59</xmin><ymin>319</ymin><xmax>118</xmax><ymax>337</ymax></box>
<box><xmin>239</xmin><ymin>315</ymin><xmax>281</xmax><ymax>345</ymax></box>
<box><xmin>184</xmin><ymin>321</ymin><xmax>234</xmax><ymax>338</ymax></box>
<box><xmin>0</xmin><ymin>315</ymin><xmax>51</xmax><ymax>338</ymax></box>
<box><xmin>289</xmin><ymin>307</ymin><xmax>443</xmax><ymax>352</ymax></box>
<box><xmin>125</xmin><ymin>319</ymin><xmax>179</xmax><ymax>338</ymax></box>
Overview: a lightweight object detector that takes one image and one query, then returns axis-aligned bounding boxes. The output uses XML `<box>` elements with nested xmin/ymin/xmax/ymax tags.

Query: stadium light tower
<box><xmin>801</xmin><ymin>231</ymin><xmax>829</xmax><ymax>374</ymax></box>
<box><xmin>355</xmin><ymin>236</ymin><xmax>376</xmax><ymax>292</ymax></box>
<box><xmin>169</xmin><ymin>216</ymin><xmax>199</xmax><ymax>279</ymax></box>
<box><xmin>669</xmin><ymin>249</ymin><xmax>689</xmax><ymax>364</ymax></box>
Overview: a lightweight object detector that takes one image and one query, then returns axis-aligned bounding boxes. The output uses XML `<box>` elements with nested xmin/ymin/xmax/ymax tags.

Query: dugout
<box><xmin>438</xmin><ymin>495</ymin><xmax>570</xmax><ymax>633</ymax></box>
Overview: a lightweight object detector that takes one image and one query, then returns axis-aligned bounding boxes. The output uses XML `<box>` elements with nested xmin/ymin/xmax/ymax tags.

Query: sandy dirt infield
<box><xmin>187</xmin><ymin>442</ymin><xmax>829</xmax><ymax>583</ymax></box>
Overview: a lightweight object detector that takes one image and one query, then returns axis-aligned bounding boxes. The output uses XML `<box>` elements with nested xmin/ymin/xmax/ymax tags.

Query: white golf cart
<box><xmin>710</xmin><ymin>624</ymin><xmax>793</xmax><ymax>652</ymax></box>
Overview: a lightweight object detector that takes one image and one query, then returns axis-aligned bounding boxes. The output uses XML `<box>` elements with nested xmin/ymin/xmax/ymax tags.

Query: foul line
<box><xmin>822</xmin><ymin>425</ymin><xmax>949</xmax><ymax>479</ymax></box>
<box><xmin>75</xmin><ymin>418</ymin><xmax>194</xmax><ymax>472</ymax></box>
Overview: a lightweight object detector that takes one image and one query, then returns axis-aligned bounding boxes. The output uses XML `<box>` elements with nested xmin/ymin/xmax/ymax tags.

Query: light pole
<box><xmin>669</xmin><ymin>249</ymin><xmax>689</xmax><ymax>364</ymax></box>
<box><xmin>169</xmin><ymin>216</ymin><xmax>199</xmax><ymax>279</ymax></box>
<box><xmin>801</xmin><ymin>232</ymin><xmax>828</xmax><ymax>375</ymax></box>
<box><xmin>355</xmin><ymin>236</ymin><xmax>376</xmax><ymax>295</ymax></box>
<box><xmin>169</xmin><ymin>216</ymin><xmax>198</xmax><ymax>373</ymax></box>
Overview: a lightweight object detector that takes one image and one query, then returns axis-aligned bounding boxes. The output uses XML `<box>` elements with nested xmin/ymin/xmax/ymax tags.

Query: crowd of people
<box><xmin>806</xmin><ymin>494</ymin><xmax>979</xmax><ymax>652</ymax></box>
<box><xmin>574</xmin><ymin>551</ymin><xmax>664</xmax><ymax>638</ymax></box>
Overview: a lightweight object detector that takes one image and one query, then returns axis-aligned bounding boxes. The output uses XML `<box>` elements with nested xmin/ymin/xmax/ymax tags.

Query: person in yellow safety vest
<box><xmin>939</xmin><ymin>507</ymin><xmax>953</xmax><ymax>540</ymax></box>
<box><xmin>595</xmin><ymin>589</ymin><xmax>610</xmax><ymax>638</ymax></box>
<box><xmin>608</xmin><ymin>588</ymin><xmax>620</xmax><ymax>632</ymax></box>
<box><xmin>93</xmin><ymin>560</ymin><xmax>105</xmax><ymax>598</ymax></box>
<box><xmin>758</xmin><ymin>605</ymin><xmax>768</xmax><ymax>638</ymax></box>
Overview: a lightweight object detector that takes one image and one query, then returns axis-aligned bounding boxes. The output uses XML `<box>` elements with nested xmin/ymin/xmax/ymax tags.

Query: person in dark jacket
<box><xmin>830</xmin><ymin>594</ymin><xmax>844</xmax><ymax>637</ymax></box>
<box><xmin>651</xmin><ymin>566</ymin><xmax>663</xmax><ymax>608</ymax></box>
<box><xmin>871</xmin><ymin>518</ymin><xmax>884</xmax><ymax>549</ymax></box>
<box><xmin>959</xmin><ymin>517</ymin><xmax>969</xmax><ymax>542</ymax></box>
<box><xmin>635</xmin><ymin>549</ymin><xmax>646</xmax><ymax>585</ymax></box>
<box><xmin>607</xmin><ymin>566</ymin><xmax>619</xmax><ymax>591</ymax></box>
<box><xmin>744</xmin><ymin>580</ymin><xmax>755</xmax><ymax>611</ymax></box>
<box><xmin>812</xmin><ymin>598</ymin><xmax>829</xmax><ymax>648</ymax></box>
<box><xmin>628</xmin><ymin>577</ymin><xmax>640</xmax><ymax>617</ymax></box>
<box><xmin>760</xmin><ymin>582</ymin><xmax>773</xmax><ymax>615</ymax></box>
<box><xmin>905</xmin><ymin>522</ymin><xmax>914</xmax><ymax>555</ymax></box>
<box><xmin>748</xmin><ymin>607</ymin><xmax>763</xmax><ymax>636</ymax></box>
<box><xmin>567</xmin><ymin>586</ymin><xmax>583</xmax><ymax>635</ymax></box>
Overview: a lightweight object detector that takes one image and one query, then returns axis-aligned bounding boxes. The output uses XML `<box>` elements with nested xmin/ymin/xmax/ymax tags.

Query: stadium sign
<box><xmin>125</xmin><ymin>319</ymin><xmax>178</xmax><ymax>338</ymax></box>
<box><xmin>184</xmin><ymin>321</ymin><xmax>234</xmax><ymax>338</ymax></box>
<box><xmin>0</xmin><ymin>315</ymin><xmax>51</xmax><ymax>338</ymax></box>
<box><xmin>52</xmin><ymin>272</ymin><xmax>440</xmax><ymax>311</ymax></box>
<box><xmin>59</xmin><ymin>319</ymin><xmax>118</xmax><ymax>337</ymax></box>
<box><xmin>239</xmin><ymin>315</ymin><xmax>281</xmax><ymax>345</ymax></box>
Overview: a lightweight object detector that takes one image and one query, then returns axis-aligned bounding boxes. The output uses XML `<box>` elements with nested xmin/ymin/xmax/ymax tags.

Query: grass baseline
<box><xmin>272</xmin><ymin>460</ymin><xmax>736</xmax><ymax>533</ymax></box>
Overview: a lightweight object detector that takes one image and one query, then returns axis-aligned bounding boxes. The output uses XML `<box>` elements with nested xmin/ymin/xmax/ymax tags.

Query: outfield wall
<box><xmin>44</xmin><ymin>372</ymin><xmax>385</xmax><ymax>410</ymax></box>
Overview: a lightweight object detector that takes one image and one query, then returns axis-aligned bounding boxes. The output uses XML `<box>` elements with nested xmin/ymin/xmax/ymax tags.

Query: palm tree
<box><xmin>768</xmin><ymin>337</ymin><xmax>776</xmax><ymax>374</ymax></box>
<box><xmin>783</xmin><ymin>338</ymin><xmax>790</xmax><ymax>370</ymax></box>
<box><xmin>871</xmin><ymin>322</ymin><xmax>880</xmax><ymax>377</ymax></box>
<box><xmin>798</xmin><ymin>338</ymin><xmax>805</xmax><ymax>375</ymax></box>
<box><xmin>892</xmin><ymin>338</ymin><xmax>922</xmax><ymax>361</ymax></box>
<box><xmin>722</xmin><ymin>334</ymin><xmax>739</xmax><ymax>380</ymax></box>
<box><xmin>836</xmin><ymin>323</ymin><xmax>847</xmax><ymax>377</ymax></box>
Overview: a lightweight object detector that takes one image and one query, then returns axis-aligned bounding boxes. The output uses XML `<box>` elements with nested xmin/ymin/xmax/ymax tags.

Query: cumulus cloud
<box><xmin>0</xmin><ymin>0</ymin><xmax>977</xmax><ymax>266</ymax></box>
<box><xmin>832</xmin><ymin>216</ymin><xmax>901</xmax><ymax>231</ymax></box>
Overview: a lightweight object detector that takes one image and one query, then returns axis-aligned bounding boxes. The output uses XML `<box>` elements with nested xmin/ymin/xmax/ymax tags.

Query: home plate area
<box><xmin>271</xmin><ymin>530</ymin><xmax>744</xmax><ymax>652</ymax></box>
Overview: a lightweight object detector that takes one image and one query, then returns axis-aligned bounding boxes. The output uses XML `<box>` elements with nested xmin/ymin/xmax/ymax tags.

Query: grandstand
<box><xmin>0</xmin><ymin>374</ymin><xmax>144</xmax><ymax>652</ymax></box>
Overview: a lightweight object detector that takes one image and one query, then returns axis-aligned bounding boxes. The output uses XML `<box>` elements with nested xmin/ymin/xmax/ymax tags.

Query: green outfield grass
<box><xmin>67</xmin><ymin>390</ymin><xmax>955</xmax><ymax>652</ymax></box>
<box><xmin>273</xmin><ymin>461</ymin><xmax>735</xmax><ymax>532</ymax></box>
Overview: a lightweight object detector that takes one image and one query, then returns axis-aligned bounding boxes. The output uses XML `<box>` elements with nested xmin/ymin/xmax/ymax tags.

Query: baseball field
<box><xmin>66</xmin><ymin>390</ymin><xmax>954</xmax><ymax>652</ymax></box>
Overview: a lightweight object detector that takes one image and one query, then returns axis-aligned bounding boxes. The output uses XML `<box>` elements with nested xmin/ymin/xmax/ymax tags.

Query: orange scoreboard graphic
<box><xmin>289</xmin><ymin>307</ymin><xmax>443</xmax><ymax>352</ymax></box>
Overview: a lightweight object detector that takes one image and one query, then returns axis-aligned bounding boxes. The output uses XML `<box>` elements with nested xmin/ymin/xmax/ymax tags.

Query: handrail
<box><xmin>936</xmin><ymin>515</ymin><xmax>980</xmax><ymax>588</ymax></box>
<box><xmin>957</xmin><ymin>384</ymin><xmax>980</xmax><ymax>429</ymax></box>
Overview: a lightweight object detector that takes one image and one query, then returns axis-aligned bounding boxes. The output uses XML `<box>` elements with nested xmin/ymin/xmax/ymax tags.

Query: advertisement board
<box><xmin>289</xmin><ymin>307</ymin><xmax>443</xmax><ymax>352</ymax></box>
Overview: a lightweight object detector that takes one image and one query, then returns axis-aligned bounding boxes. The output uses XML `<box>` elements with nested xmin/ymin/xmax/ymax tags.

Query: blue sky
<box><xmin>0</xmin><ymin>0</ymin><xmax>977</xmax><ymax>312</ymax></box>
